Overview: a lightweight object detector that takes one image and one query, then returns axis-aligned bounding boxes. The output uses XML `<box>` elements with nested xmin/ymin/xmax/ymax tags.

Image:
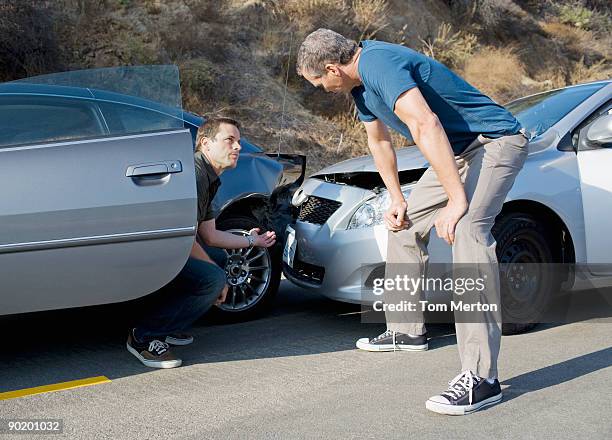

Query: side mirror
<box><xmin>586</xmin><ymin>113</ymin><xmax>612</xmax><ymax>148</ymax></box>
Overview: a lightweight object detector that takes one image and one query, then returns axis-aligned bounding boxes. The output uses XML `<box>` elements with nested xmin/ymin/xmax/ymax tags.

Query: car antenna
<box><xmin>277</xmin><ymin>31</ymin><xmax>293</xmax><ymax>157</ymax></box>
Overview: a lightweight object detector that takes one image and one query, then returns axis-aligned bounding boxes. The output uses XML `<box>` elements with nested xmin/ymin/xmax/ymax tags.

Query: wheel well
<box><xmin>497</xmin><ymin>200</ymin><xmax>576</xmax><ymax>265</ymax></box>
<box><xmin>217</xmin><ymin>195</ymin><xmax>269</xmax><ymax>225</ymax></box>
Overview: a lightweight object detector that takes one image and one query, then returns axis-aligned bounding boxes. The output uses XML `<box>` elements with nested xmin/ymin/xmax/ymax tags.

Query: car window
<box><xmin>505</xmin><ymin>83</ymin><xmax>607</xmax><ymax>139</ymax></box>
<box><xmin>0</xmin><ymin>96</ymin><xmax>104</xmax><ymax>148</ymax></box>
<box><xmin>98</xmin><ymin>101</ymin><xmax>182</xmax><ymax>137</ymax></box>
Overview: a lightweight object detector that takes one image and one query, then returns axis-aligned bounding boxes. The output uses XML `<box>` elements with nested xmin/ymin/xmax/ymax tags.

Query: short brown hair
<box><xmin>196</xmin><ymin>116</ymin><xmax>241</xmax><ymax>150</ymax></box>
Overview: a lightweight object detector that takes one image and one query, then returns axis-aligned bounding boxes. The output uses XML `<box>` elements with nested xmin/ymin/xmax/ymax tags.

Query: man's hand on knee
<box><xmin>215</xmin><ymin>284</ymin><xmax>229</xmax><ymax>306</ymax></box>
<box><xmin>434</xmin><ymin>199</ymin><xmax>468</xmax><ymax>245</ymax></box>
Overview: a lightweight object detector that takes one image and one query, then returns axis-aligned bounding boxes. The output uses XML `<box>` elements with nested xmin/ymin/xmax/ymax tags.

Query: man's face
<box><xmin>303</xmin><ymin>65</ymin><xmax>351</xmax><ymax>94</ymax></box>
<box><xmin>202</xmin><ymin>123</ymin><xmax>241</xmax><ymax>170</ymax></box>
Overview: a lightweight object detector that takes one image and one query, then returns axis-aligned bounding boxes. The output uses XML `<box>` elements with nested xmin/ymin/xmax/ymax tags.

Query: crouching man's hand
<box><xmin>248</xmin><ymin>228</ymin><xmax>276</xmax><ymax>248</ymax></box>
<box><xmin>215</xmin><ymin>284</ymin><xmax>228</xmax><ymax>306</ymax></box>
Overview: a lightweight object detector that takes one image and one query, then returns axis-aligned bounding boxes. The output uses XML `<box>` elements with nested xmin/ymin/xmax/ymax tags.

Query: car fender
<box><xmin>506</xmin><ymin>143</ymin><xmax>585</xmax><ymax>264</ymax></box>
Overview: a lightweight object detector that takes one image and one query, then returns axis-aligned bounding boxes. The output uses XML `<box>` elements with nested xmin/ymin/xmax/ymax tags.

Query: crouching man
<box><xmin>127</xmin><ymin>117</ymin><xmax>276</xmax><ymax>368</ymax></box>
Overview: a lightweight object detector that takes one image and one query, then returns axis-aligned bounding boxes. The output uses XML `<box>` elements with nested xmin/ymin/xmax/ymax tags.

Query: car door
<box><xmin>575</xmin><ymin>98</ymin><xmax>612</xmax><ymax>274</ymax></box>
<box><xmin>0</xmin><ymin>92</ymin><xmax>196</xmax><ymax>315</ymax></box>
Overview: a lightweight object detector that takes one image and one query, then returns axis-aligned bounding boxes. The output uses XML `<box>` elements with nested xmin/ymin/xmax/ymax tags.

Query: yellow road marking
<box><xmin>0</xmin><ymin>376</ymin><xmax>111</xmax><ymax>401</ymax></box>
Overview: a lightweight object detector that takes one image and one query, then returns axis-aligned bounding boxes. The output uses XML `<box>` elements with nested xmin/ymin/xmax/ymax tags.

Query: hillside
<box><xmin>1</xmin><ymin>0</ymin><xmax>610</xmax><ymax>173</ymax></box>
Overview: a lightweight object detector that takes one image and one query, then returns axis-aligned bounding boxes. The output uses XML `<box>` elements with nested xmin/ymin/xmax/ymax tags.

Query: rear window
<box><xmin>98</xmin><ymin>101</ymin><xmax>180</xmax><ymax>137</ymax></box>
<box><xmin>506</xmin><ymin>83</ymin><xmax>607</xmax><ymax>138</ymax></box>
<box><xmin>0</xmin><ymin>96</ymin><xmax>104</xmax><ymax>148</ymax></box>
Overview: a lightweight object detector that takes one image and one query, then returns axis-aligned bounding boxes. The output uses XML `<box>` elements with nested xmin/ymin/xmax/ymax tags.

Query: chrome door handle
<box><xmin>126</xmin><ymin>160</ymin><xmax>182</xmax><ymax>177</ymax></box>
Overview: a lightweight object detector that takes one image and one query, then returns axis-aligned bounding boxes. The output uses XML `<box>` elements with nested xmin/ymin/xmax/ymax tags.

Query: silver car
<box><xmin>283</xmin><ymin>80</ymin><xmax>612</xmax><ymax>334</ymax></box>
<box><xmin>0</xmin><ymin>66</ymin><xmax>304</xmax><ymax>319</ymax></box>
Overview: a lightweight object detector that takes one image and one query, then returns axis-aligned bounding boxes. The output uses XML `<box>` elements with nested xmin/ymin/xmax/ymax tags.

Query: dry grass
<box><xmin>352</xmin><ymin>0</ymin><xmax>389</xmax><ymax>40</ymax></box>
<box><xmin>279</xmin><ymin>0</ymin><xmax>350</xmax><ymax>32</ymax></box>
<box><xmin>420</xmin><ymin>23</ymin><xmax>478</xmax><ymax>70</ymax></box>
<box><xmin>566</xmin><ymin>57</ymin><xmax>610</xmax><ymax>86</ymax></box>
<box><xmin>462</xmin><ymin>47</ymin><xmax>527</xmax><ymax>103</ymax></box>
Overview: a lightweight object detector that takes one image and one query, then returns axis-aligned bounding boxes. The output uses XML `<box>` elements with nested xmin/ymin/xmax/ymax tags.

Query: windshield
<box><xmin>505</xmin><ymin>82</ymin><xmax>607</xmax><ymax>139</ymax></box>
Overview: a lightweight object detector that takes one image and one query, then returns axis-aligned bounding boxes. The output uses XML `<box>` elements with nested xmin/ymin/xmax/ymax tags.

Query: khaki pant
<box><xmin>384</xmin><ymin>133</ymin><xmax>528</xmax><ymax>379</ymax></box>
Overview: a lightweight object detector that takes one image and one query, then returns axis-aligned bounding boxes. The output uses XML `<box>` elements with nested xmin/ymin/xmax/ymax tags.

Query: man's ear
<box><xmin>325</xmin><ymin>63</ymin><xmax>341</xmax><ymax>76</ymax></box>
<box><xmin>198</xmin><ymin>136</ymin><xmax>209</xmax><ymax>152</ymax></box>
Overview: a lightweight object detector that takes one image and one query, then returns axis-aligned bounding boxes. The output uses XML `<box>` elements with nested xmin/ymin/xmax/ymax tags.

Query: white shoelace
<box><xmin>443</xmin><ymin>370</ymin><xmax>478</xmax><ymax>404</ymax></box>
<box><xmin>148</xmin><ymin>340</ymin><xmax>169</xmax><ymax>355</ymax></box>
<box><xmin>371</xmin><ymin>330</ymin><xmax>398</xmax><ymax>351</ymax></box>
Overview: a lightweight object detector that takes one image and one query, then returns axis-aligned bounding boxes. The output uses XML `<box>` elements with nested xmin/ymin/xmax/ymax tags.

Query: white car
<box><xmin>283</xmin><ymin>80</ymin><xmax>612</xmax><ymax>334</ymax></box>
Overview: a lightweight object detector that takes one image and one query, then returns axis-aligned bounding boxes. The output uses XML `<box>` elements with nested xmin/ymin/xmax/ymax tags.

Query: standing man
<box><xmin>296</xmin><ymin>29</ymin><xmax>528</xmax><ymax>415</ymax></box>
<box><xmin>127</xmin><ymin>117</ymin><xmax>276</xmax><ymax>369</ymax></box>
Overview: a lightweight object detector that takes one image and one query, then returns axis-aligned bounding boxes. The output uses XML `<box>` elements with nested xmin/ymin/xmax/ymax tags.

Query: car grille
<box><xmin>297</xmin><ymin>196</ymin><xmax>342</xmax><ymax>225</ymax></box>
<box><xmin>284</xmin><ymin>258</ymin><xmax>325</xmax><ymax>285</ymax></box>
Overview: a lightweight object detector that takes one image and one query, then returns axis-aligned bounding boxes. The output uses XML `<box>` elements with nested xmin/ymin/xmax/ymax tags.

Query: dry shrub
<box><xmin>420</xmin><ymin>23</ymin><xmax>478</xmax><ymax>70</ymax></box>
<box><xmin>59</xmin><ymin>0</ymin><xmax>108</xmax><ymax>16</ymax></box>
<box><xmin>0</xmin><ymin>1</ymin><xmax>62</xmax><ymax>81</ymax></box>
<box><xmin>143</xmin><ymin>0</ymin><xmax>163</xmax><ymax>15</ymax></box>
<box><xmin>352</xmin><ymin>0</ymin><xmax>389</xmax><ymax>40</ymax></box>
<box><xmin>533</xmin><ymin>57</ymin><xmax>609</xmax><ymax>90</ymax></box>
<box><xmin>539</xmin><ymin>21</ymin><xmax>610</xmax><ymax>81</ymax></box>
<box><xmin>180</xmin><ymin>58</ymin><xmax>228</xmax><ymax>110</ymax></box>
<box><xmin>462</xmin><ymin>47</ymin><xmax>527</xmax><ymax>102</ymax></box>
<box><xmin>568</xmin><ymin>57</ymin><xmax>610</xmax><ymax>85</ymax></box>
<box><xmin>541</xmin><ymin>21</ymin><xmax>591</xmax><ymax>45</ymax></box>
<box><xmin>186</xmin><ymin>0</ymin><xmax>229</xmax><ymax>22</ymax></box>
<box><xmin>279</xmin><ymin>0</ymin><xmax>352</xmax><ymax>34</ymax></box>
<box><xmin>452</xmin><ymin>0</ymin><xmax>524</xmax><ymax>28</ymax></box>
<box><xmin>557</xmin><ymin>1</ymin><xmax>593</xmax><ymax>29</ymax></box>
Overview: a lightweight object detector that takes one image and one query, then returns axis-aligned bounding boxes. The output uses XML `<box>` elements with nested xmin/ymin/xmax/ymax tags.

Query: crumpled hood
<box><xmin>316</xmin><ymin>146</ymin><xmax>428</xmax><ymax>174</ymax></box>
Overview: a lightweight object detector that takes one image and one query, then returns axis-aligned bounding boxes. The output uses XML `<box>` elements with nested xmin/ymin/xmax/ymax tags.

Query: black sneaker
<box><xmin>426</xmin><ymin>370</ymin><xmax>502</xmax><ymax>415</ymax></box>
<box><xmin>356</xmin><ymin>329</ymin><xmax>428</xmax><ymax>352</ymax></box>
<box><xmin>165</xmin><ymin>333</ymin><xmax>194</xmax><ymax>346</ymax></box>
<box><xmin>127</xmin><ymin>329</ymin><xmax>182</xmax><ymax>369</ymax></box>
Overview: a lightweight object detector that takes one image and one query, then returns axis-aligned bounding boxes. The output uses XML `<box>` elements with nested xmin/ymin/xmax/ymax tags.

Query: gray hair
<box><xmin>296</xmin><ymin>29</ymin><xmax>358</xmax><ymax>78</ymax></box>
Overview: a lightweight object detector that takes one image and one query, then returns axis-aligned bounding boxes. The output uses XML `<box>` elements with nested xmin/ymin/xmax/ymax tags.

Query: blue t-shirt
<box><xmin>352</xmin><ymin>40</ymin><xmax>522</xmax><ymax>154</ymax></box>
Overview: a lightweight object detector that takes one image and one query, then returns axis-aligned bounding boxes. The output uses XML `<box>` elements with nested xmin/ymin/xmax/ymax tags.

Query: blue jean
<box><xmin>134</xmin><ymin>247</ymin><xmax>227</xmax><ymax>341</ymax></box>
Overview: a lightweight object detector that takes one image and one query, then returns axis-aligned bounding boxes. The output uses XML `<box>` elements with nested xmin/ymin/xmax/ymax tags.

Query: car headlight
<box><xmin>348</xmin><ymin>186</ymin><xmax>412</xmax><ymax>229</ymax></box>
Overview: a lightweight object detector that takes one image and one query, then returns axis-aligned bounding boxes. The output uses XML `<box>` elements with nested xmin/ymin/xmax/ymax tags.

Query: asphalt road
<box><xmin>1</xmin><ymin>281</ymin><xmax>611</xmax><ymax>439</ymax></box>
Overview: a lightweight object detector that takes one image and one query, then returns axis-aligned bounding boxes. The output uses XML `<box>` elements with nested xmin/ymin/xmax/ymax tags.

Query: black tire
<box><xmin>211</xmin><ymin>215</ymin><xmax>281</xmax><ymax>322</ymax></box>
<box><xmin>493</xmin><ymin>212</ymin><xmax>561</xmax><ymax>335</ymax></box>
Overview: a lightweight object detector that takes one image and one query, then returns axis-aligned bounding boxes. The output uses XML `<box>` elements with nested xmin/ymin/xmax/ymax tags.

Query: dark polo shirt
<box><xmin>194</xmin><ymin>151</ymin><xmax>221</xmax><ymax>223</ymax></box>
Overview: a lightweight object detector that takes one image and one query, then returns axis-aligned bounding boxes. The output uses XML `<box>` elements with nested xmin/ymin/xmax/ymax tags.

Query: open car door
<box><xmin>0</xmin><ymin>66</ymin><xmax>197</xmax><ymax>315</ymax></box>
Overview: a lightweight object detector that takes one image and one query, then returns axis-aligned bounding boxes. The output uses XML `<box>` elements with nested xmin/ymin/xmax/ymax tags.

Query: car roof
<box><xmin>0</xmin><ymin>82</ymin><xmax>264</xmax><ymax>153</ymax></box>
<box><xmin>0</xmin><ymin>82</ymin><xmax>184</xmax><ymax>117</ymax></box>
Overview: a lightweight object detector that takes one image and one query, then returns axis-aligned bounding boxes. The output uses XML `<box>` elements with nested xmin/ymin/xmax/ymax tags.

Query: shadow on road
<box><xmin>2</xmin><ymin>281</ymin><xmax>609</xmax><ymax>398</ymax></box>
<box><xmin>501</xmin><ymin>346</ymin><xmax>612</xmax><ymax>403</ymax></box>
<box><xmin>0</xmin><ymin>282</ymin><xmax>455</xmax><ymax>394</ymax></box>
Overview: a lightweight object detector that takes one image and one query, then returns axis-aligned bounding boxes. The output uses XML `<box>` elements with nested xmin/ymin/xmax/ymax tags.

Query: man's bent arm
<box><xmin>363</xmin><ymin>120</ymin><xmax>404</xmax><ymax>203</ymax></box>
<box><xmin>393</xmin><ymin>87</ymin><xmax>466</xmax><ymax>206</ymax></box>
<box><xmin>197</xmin><ymin>219</ymin><xmax>250</xmax><ymax>249</ymax></box>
